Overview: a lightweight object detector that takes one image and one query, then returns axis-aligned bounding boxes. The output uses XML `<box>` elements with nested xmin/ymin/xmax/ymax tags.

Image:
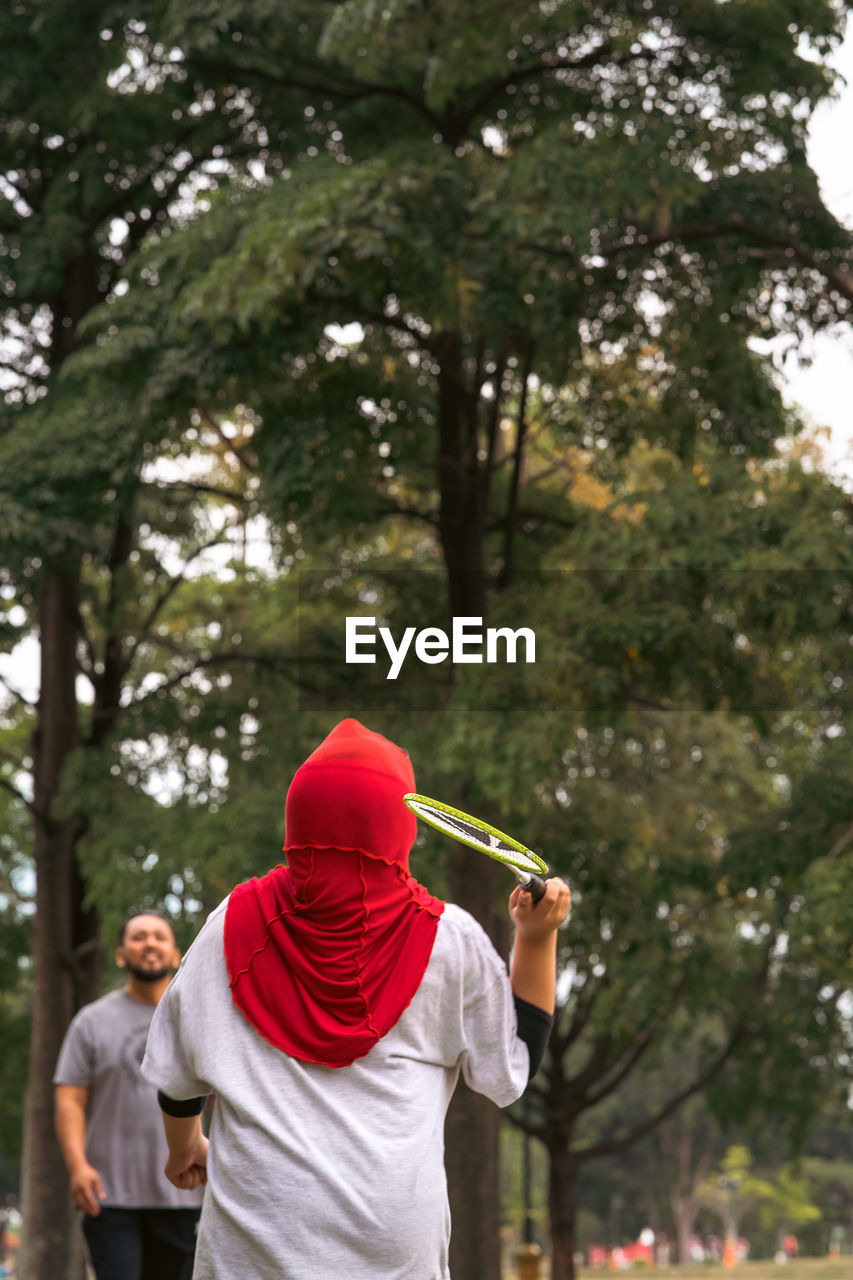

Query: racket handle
<box><xmin>519</xmin><ymin>872</ymin><xmax>547</xmax><ymax>903</ymax></box>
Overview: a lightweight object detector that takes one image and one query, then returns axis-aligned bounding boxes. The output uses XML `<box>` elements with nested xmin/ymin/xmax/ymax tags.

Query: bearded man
<box><xmin>54</xmin><ymin>912</ymin><xmax>203</xmax><ymax>1280</ymax></box>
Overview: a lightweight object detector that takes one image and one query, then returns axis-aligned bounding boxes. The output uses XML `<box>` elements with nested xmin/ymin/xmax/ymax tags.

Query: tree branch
<box><xmin>198</xmin><ymin>408</ymin><xmax>258</xmax><ymax>474</ymax></box>
<box><xmin>582</xmin><ymin>1023</ymin><xmax>658</xmax><ymax>1109</ymax></box>
<box><xmin>504</xmin><ymin>1083</ymin><xmax>551</xmax><ymax>1139</ymax></box>
<box><xmin>0</xmin><ymin>774</ymin><xmax>34</xmax><ymax>811</ymax></box>
<box><xmin>498</xmin><ymin>341</ymin><xmax>534</xmax><ymax>589</ymax></box>
<box><xmin>130</xmin><ymin>648</ymin><xmax>318</xmax><ymax>703</ymax></box>
<box><xmin>576</xmin><ymin>1017</ymin><xmax>748</xmax><ymax>1163</ymax></box>
<box><xmin>559</xmin><ymin>974</ymin><xmax>606</xmax><ymax>1053</ymax></box>
<box><xmin>0</xmin><ymin>672</ymin><xmax>36</xmax><ymax>710</ymax></box>
<box><xmin>565</xmin><ymin>1030</ymin><xmax>616</xmax><ymax>1102</ymax></box>
<box><xmin>147</xmin><ymin>478</ymin><xmax>250</xmax><ymax>505</ymax></box>
<box><xmin>120</xmin><ymin>526</ymin><xmax>247</xmax><ymax>682</ymax></box>
<box><xmin>606</xmin><ymin>217</ymin><xmax>853</xmax><ymax>308</ymax></box>
<box><xmin>489</xmin><ymin>505</ymin><xmax>578</xmax><ymax>534</ymax></box>
<box><xmin>83</xmin><ymin>119</ymin><xmax>231</xmax><ymax>240</ymax></box>
<box><xmin>480</xmin><ymin>350</ymin><xmax>507</xmax><ymax>515</ymax></box>
<box><xmin>826</xmin><ymin>818</ymin><xmax>853</xmax><ymax>860</ymax></box>
<box><xmin>562</xmin><ymin>967</ymin><xmax>691</xmax><ymax>1117</ymax></box>
<box><xmin>374</xmin><ymin>497</ymin><xmax>440</xmax><ymax>526</ymax></box>
<box><xmin>477</xmin><ymin>215</ymin><xmax>853</xmax><ymax>313</ymax></box>
<box><xmin>87</xmin><ymin>512</ymin><xmax>137</xmax><ymax>746</ymax></box>
<box><xmin>74</xmin><ymin>604</ymin><xmax>99</xmax><ymax>681</ymax></box>
<box><xmin>182</xmin><ymin>55</ymin><xmax>442</xmax><ymax>131</ymax></box>
<box><xmin>333</xmin><ymin>303</ymin><xmax>438</xmax><ymax>355</ymax></box>
<box><xmin>458</xmin><ymin>38</ymin><xmax>619</xmax><ymax>128</ymax></box>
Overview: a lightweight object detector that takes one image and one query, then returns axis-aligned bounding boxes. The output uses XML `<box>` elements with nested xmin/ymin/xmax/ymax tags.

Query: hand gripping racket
<box><xmin>403</xmin><ymin>793</ymin><xmax>549</xmax><ymax>902</ymax></box>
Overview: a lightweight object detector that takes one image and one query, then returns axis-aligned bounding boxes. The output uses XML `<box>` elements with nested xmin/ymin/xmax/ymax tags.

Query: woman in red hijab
<box><xmin>224</xmin><ymin>717</ymin><xmax>445</xmax><ymax>1067</ymax></box>
<box><xmin>143</xmin><ymin>719</ymin><xmax>570</xmax><ymax>1280</ymax></box>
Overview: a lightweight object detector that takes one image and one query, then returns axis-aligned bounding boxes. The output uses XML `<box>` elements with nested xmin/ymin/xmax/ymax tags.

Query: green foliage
<box><xmin>0</xmin><ymin>381</ymin><xmax>147</xmax><ymax>561</ymax></box>
<box><xmin>698</xmin><ymin>1145</ymin><xmax>777</xmax><ymax>1232</ymax></box>
<box><xmin>758</xmin><ymin>1168</ymin><xmax>822</xmax><ymax>1236</ymax></box>
<box><xmin>698</xmin><ymin>1146</ymin><xmax>821</xmax><ymax>1239</ymax></box>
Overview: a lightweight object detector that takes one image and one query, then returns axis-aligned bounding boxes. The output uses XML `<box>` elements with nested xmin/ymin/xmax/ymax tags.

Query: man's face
<box><xmin>117</xmin><ymin>914</ymin><xmax>180</xmax><ymax>983</ymax></box>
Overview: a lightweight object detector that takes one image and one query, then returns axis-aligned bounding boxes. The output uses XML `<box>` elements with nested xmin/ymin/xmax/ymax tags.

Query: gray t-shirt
<box><xmin>142</xmin><ymin>899</ymin><xmax>528</xmax><ymax>1279</ymax></box>
<box><xmin>54</xmin><ymin>988</ymin><xmax>204</xmax><ymax>1211</ymax></box>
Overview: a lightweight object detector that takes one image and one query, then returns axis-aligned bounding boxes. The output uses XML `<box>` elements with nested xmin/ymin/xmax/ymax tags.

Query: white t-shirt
<box><xmin>142</xmin><ymin>899</ymin><xmax>528</xmax><ymax>1279</ymax></box>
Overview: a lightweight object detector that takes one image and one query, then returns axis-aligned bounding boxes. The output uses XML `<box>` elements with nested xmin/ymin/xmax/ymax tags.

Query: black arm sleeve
<box><xmin>514</xmin><ymin>995</ymin><xmax>554</xmax><ymax>1081</ymax></box>
<box><xmin>157</xmin><ymin>1090</ymin><xmax>206</xmax><ymax>1118</ymax></box>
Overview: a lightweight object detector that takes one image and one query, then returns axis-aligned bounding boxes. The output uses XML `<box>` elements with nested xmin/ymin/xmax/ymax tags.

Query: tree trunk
<box><xmin>434</xmin><ymin>330</ymin><xmax>504</xmax><ymax>1280</ymax></box>
<box><xmin>445</xmin><ymin>1079</ymin><xmax>502</xmax><ymax>1280</ymax></box>
<box><xmin>445</xmin><ymin>843</ymin><xmax>504</xmax><ymax>1280</ymax></box>
<box><xmin>672</xmin><ymin>1191</ymin><xmax>699</xmax><ymax>1269</ymax></box>
<box><xmin>444</xmin><ymin>786</ymin><xmax>504</xmax><ymax>1280</ymax></box>
<box><xmin>548</xmin><ymin>1145</ymin><xmax>580</xmax><ymax>1280</ymax></box>
<box><xmin>435</xmin><ymin>330</ymin><xmax>486</xmax><ymax>608</ymax></box>
<box><xmin>18</xmin><ymin>567</ymin><xmax>99</xmax><ymax>1280</ymax></box>
<box><xmin>670</xmin><ymin>1128</ymin><xmax>702</xmax><ymax>1265</ymax></box>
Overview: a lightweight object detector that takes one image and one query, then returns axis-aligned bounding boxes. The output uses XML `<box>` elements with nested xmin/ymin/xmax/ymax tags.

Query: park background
<box><xmin>1</xmin><ymin>2</ymin><xmax>852</xmax><ymax>1278</ymax></box>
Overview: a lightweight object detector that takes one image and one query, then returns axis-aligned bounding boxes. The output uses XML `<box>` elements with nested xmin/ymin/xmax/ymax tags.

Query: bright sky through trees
<box><xmin>783</xmin><ymin>16</ymin><xmax>853</xmax><ymax>485</ymax></box>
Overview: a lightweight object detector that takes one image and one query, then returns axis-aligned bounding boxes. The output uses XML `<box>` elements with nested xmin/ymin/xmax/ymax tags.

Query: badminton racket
<box><xmin>403</xmin><ymin>793</ymin><xmax>548</xmax><ymax>902</ymax></box>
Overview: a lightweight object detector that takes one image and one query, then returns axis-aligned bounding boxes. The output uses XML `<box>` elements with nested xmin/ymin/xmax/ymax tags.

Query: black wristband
<box><xmin>157</xmin><ymin>1089</ymin><xmax>206</xmax><ymax>1118</ymax></box>
<box><xmin>513</xmin><ymin>995</ymin><xmax>554</xmax><ymax>1080</ymax></box>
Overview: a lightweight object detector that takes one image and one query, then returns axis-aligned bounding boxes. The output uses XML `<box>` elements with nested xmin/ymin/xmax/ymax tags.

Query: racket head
<box><xmin>403</xmin><ymin>793</ymin><xmax>548</xmax><ymax>877</ymax></box>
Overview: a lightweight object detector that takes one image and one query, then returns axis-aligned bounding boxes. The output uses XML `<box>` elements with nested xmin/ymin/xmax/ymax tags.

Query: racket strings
<box><xmin>403</xmin><ymin>796</ymin><xmax>547</xmax><ymax>876</ymax></box>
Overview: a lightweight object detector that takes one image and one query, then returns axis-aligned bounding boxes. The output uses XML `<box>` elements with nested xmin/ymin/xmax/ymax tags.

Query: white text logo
<box><xmin>345</xmin><ymin>616</ymin><xmax>536</xmax><ymax>681</ymax></box>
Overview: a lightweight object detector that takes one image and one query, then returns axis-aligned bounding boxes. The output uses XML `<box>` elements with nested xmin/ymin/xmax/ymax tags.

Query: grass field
<box><xmin>504</xmin><ymin>1256</ymin><xmax>853</xmax><ymax>1280</ymax></box>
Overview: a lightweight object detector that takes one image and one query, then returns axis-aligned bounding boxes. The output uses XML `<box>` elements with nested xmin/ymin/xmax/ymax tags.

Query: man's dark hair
<box><xmin>119</xmin><ymin>911</ymin><xmax>178</xmax><ymax>946</ymax></box>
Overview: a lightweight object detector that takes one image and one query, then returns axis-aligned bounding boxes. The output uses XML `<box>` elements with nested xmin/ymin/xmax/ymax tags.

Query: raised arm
<box><xmin>509</xmin><ymin>877</ymin><xmax>571</xmax><ymax>1013</ymax></box>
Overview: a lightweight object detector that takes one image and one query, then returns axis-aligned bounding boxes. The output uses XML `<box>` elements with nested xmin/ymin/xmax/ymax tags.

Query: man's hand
<box><xmin>69</xmin><ymin>1162</ymin><xmax>106</xmax><ymax>1216</ymax></box>
<box><xmin>164</xmin><ymin>1131</ymin><xmax>209</xmax><ymax>1191</ymax></box>
<box><xmin>55</xmin><ymin>1085</ymin><xmax>105</xmax><ymax>1215</ymax></box>
<box><xmin>509</xmin><ymin>876</ymin><xmax>571</xmax><ymax>940</ymax></box>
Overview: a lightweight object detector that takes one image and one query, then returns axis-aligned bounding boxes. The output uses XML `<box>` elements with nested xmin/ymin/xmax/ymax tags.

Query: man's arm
<box><xmin>54</xmin><ymin>1084</ymin><xmax>105</xmax><ymax>1216</ymax></box>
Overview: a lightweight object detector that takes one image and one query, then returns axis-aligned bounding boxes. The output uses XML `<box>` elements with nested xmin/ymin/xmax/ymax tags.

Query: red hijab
<box><xmin>223</xmin><ymin>719</ymin><xmax>445</xmax><ymax>1067</ymax></box>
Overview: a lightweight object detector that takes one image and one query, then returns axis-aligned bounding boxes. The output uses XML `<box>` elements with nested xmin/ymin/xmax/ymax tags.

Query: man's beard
<box><xmin>125</xmin><ymin>962</ymin><xmax>172</xmax><ymax>984</ymax></box>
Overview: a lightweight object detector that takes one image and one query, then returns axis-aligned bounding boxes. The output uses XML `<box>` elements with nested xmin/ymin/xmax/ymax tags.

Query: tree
<box><xmin>0</xmin><ymin>715</ymin><xmax>32</xmax><ymax>1198</ymax></box>
<box><xmin>502</xmin><ymin>448</ymin><xmax>853</xmax><ymax>1279</ymax></box>
<box><xmin>697</xmin><ymin>1145</ymin><xmax>775</xmax><ymax>1242</ymax></box>
<box><xmin>0</xmin><ymin>3</ymin><xmax>312</xmax><ymax>1270</ymax></box>
<box><xmin>563</xmin><ymin>1047</ymin><xmax>727</xmax><ymax>1263</ymax></box>
<box><xmin>697</xmin><ymin>1145</ymin><xmax>821</xmax><ymax>1249</ymax></box>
